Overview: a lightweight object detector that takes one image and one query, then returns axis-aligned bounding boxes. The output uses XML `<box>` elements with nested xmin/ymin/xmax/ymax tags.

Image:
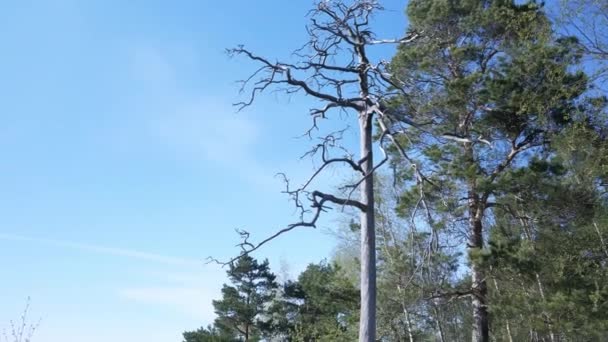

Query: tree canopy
<box><xmin>189</xmin><ymin>1</ymin><xmax>608</xmax><ymax>341</ymax></box>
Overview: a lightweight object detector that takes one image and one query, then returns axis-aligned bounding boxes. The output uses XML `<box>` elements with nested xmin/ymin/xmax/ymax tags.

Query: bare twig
<box><xmin>3</xmin><ymin>297</ymin><xmax>40</xmax><ymax>342</ymax></box>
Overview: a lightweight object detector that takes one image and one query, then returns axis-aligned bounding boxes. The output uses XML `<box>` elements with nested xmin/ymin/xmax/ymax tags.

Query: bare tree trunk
<box><xmin>492</xmin><ymin>277</ymin><xmax>514</xmax><ymax>342</ymax></box>
<box><xmin>431</xmin><ymin>304</ymin><xmax>447</xmax><ymax>342</ymax></box>
<box><xmin>520</xmin><ymin>215</ymin><xmax>555</xmax><ymax>342</ymax></box>
<box><xmin>403</xmin><ymin>305</ymin><xmax>415</xmax><ymax>342</ymax></box>
<box><xmin>519</xmin><ymin>284</ymin><xmax>539</xmax><ymax>341</ymax></box>
<box><xmin>384</xmin><ymin>226</ymin><xmax>415</xmax><ymax>342</ymax></box>
<box><xmin>593</xmin><ymin>221</ymin><xmax>608</xmax><ymax>258</ymax></box>
<box><xmin>505</xmin><ymin>319</ymin><xmax>514</xmax><ymax>342</ymax></box>
<box><xmin>383</xmin><ymin>216</ymin><xmax>415</xmax><ymax>342</ymax></box>
<box><xmin>359</xmin><ymin>113</ymin><xmax>376</xmax><ymax>342</ymax></box>
<box><xmin>470</xmin><ymin>216</ymin><xmax>489</xmax><ymax>342</ymax></box>
<box><xmin>463</xmin><ymin>140</ymin><xmax>489</xmax><ymax>342</ymax></box>
<box><xmin>535</xmin><ymin>274</ymin><xmax>555</xmax><ymax>342</ymax></box>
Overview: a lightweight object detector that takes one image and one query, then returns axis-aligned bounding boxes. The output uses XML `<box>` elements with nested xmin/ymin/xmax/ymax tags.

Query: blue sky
<box><xmin>0</xmin><ymin>1</ymin><xmax>408</xmax><ymax>341</ymax></box>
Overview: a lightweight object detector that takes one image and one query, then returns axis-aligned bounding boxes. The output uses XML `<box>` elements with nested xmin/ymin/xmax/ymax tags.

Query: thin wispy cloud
<box><xmin>123</xmin><ymin>44</ymin><xmax>340</xmax><ymax>193</ymax></box>
<box><xmin>0</xmin><ymin>233</ymin><xmax>201</xmax><ymax>267</ymax></box>
<box><xmin>118</xmin><ymin>268</ymin><xmax>225</xmax><ymax>324</ymax></box>
<box><xmin>119</xmin><ymin>286</ymin><xmax>217</xmax><ymax>323</ymax></box>
<box><xmin>149</xmin><ymin>99</ymin><xmax>261</xmax><ymax>164</ymax></box>
<box><xmin>124</xmin><ymin>44</ymin><xmax>276</xmax><ymax>188</ymax></box>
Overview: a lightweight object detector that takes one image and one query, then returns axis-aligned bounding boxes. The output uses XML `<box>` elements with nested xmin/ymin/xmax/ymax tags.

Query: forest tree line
<box><xmin>185</xmin><ymin>0</ymin><xmax>608</xmax><ymax>341</ymax></box>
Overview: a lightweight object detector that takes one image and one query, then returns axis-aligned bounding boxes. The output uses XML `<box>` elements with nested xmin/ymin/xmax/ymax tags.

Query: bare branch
<box><xmin>479</xmin><ymin>130</ymin><xmax>543</xmax><ymax>205</ymax></box>
<box><xmin>208</xmin><ymin>186</ymin><xmax>367</xmax><ymax>266</ymax></box>
<box><xmin>441</xmin><ymin>133</ymin><xmax>493</xmax><ymax>148</ymax></box>
<box><xmin>312</xmin><ymin>190</ymin><xmax>368</xmax><ymax>212</ymax></box>
<box><xmin>426</xmin><ymin>288</ymin><xmax>474</xmax><ymax>302</ymax></box>
<box><xmin>369</xmin><ymin>31</ymin><xmax>421</xmax><ymax>45</ymax></box>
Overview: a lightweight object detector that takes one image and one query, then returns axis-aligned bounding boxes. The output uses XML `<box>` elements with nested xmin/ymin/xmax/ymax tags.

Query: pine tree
<box><xmin>488</xmin><ymin>117</ymin><xmax>608</xmax><ymax>340</ymax></box>
<box><xmin>387</xmin><ymin>1</ymin><xmax>591</xmax><ymax>340</ymax></box>
<box><xmin>212</xmin><ymin>255</ymin><xmax>278</xmax><ymax>341</ymax></box>
<box><xmin>182</xmin><ymin>325</ymin><xmax>235</xmax><ymax>342</ymax></box>
<box><xmin>277</xmin><ymin>261</ymin><xmax>359</xmax><ymax>341</ymax></box>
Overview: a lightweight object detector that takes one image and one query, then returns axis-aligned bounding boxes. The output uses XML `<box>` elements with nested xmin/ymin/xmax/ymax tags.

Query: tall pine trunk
<box><xmin>469</xmin><ymin>216</ymin><xmax>488</xmax><ymax>342</ymax></box>
<box><xmin>359</xmin><ymin>112</ymin><xmax>376</xmax><ymax>342</ymax></box>
<box><xmin>465</xmin><ymin>143</ymin><xmax>489</xmax><ymax>342</ymax></box>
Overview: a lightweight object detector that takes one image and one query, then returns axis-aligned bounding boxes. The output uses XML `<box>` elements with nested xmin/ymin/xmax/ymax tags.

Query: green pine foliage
<box><xmin>384</xmin><ymin>0</ymin><xmax>607</xmax><ymax>340</ymax></box>
<box><xmin>183</xmin><ymin>255</ymin><xmax>278</xmax><ymax>342</ymax></box>
<box><xmin>279</xmin><ymin>262</ymin><xmax>359</xmax><ymax>341</ymax></box>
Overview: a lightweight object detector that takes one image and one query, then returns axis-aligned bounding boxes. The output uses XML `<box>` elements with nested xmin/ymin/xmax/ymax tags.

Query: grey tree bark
<box><xmin>469</xmin><ymin>216</ymin><xmax>489</xmax><ymax>342</ymax></box>
<box><xmin>359</xmin><ymin>113</ymin><xmax>376</xmax><ymax>342</ymax></box>
<box><xmin>461</xmin><ymin>118</ymin><xmax>489</xmax><ymax>342</ymax></box>
<box><xmin>461</xmin><ymin>131</ymin><xmax>534</xmax><ymax>342</ymax></box>
<box><xmin>223</xmin><ymin>2</ymin><xmax>420</xmax><ymax>342</ymax></box>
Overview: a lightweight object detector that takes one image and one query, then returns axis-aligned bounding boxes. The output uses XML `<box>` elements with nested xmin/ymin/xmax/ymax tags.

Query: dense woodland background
<box><xmin>175</xmin><ymin>0</ymin><xmax>608</xmax><ymax>341</ymax></box>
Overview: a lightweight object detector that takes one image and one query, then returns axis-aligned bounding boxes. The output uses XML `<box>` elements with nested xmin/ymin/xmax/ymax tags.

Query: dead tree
<box><xmin>225</xmin><ymin>1</ymin><xmax>418</xmax><ymax>341</ymax></box>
